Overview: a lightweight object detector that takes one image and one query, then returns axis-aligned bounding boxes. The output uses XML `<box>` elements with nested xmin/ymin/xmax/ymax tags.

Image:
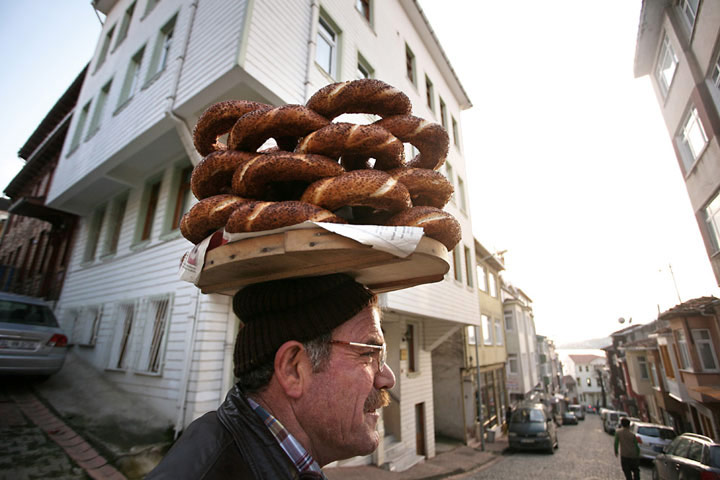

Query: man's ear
<box><xmin>273</xmin><ymin>341</ymin><xmax>312</xmax><ymax>399</ymax></box>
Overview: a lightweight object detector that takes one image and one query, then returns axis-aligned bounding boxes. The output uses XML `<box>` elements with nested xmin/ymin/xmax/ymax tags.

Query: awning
<box><xmin>690</xmin><ymin>386</ymin><xmax>720</xmax><ymax>402</ymax></box>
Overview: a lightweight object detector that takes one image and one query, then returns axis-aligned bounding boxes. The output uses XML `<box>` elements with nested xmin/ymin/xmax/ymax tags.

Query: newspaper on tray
<box><xmin>178</xmin><ymin>222</ymin><xmax>424</xmax><ymax>285</ymax></box>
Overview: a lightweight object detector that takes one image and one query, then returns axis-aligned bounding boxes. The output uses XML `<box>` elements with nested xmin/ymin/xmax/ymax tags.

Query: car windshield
<box><xmin>610</xmin><ymin>413</ymin><xmax>618</xmax><ymax>421</ymax></box>
<box><xmin>0</xmin><ymin>300</ymin><xmax>58</xmax><ymax>327</ymax></box>
<box><xmin>512</xmin><ymin>409</ymin><xmax>545</xmax><ymax>423</ymax></box>
<box><xmin>637</xmin><ymin>427</ymin><xmax>676</xmax><ymax>439</ymax></box>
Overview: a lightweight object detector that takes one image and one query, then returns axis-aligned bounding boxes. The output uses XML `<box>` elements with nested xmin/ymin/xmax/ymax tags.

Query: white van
<box><xmin>603</xmin><ymin>410</ymin><xmax>629</xmax><ymax>434</ymax></box>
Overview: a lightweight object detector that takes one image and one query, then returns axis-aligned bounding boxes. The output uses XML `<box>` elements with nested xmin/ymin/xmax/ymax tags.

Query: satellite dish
<box><xmin>618</xmin><ymin>317</ymin><xmax>626</xmax><ymax>324</ymax></box>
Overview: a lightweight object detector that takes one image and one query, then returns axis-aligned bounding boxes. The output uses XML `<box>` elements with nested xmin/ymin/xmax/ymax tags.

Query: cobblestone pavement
<box><xmin>0</xmin><ymin>378</ymin><xmax>126</xmax><ymax>480</ymax></box>
<box><xmin>455</xmin><ymin>414</ymin><xmax>654</xmax><ymax>480</ymax></box>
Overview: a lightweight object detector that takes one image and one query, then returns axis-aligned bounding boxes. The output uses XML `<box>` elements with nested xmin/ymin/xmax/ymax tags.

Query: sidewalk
<box><xmin>325</xmin><ymin>434</ymin><xmax>508</xmax><ymax>480</ymax></box>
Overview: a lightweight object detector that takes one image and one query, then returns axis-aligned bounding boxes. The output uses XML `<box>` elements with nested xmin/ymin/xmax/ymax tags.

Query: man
<box><xmin>614</xmin><ymin>417</ymin><xmax>640</xmax><ymax>480</ymax></box>
<box><xmin>148</xmin><ymin>273</ymin><xmax>396</xmax><ymax>479</ymax></box>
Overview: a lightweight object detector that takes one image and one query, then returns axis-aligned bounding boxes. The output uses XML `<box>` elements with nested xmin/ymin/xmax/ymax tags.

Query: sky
<box><xmin>1</xmin><ymin>1</ymin><xmax>718</xmax><ymax>346</ymax></box>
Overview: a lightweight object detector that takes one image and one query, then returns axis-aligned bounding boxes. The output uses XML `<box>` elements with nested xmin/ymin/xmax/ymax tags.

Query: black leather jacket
<box><xmin>146</xmin><ymin>385</ymin><xmax>324</xmax><ymax>479</ymax></box>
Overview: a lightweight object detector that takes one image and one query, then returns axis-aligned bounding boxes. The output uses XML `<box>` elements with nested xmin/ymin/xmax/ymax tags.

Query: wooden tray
<box><xmin>197</xmin><ymin>228</ymin><xmax>449</xmax><ymax>295</ymax></box>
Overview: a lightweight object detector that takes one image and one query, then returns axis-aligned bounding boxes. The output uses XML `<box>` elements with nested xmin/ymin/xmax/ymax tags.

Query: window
<box><xmin>137</xmin><ymin>295</ymin><xmax>172</xmax><ymax>374</ymax></box>
<box><xmin>148</xmin><ymin>14</ymin><xmax>176</xmax><ymax>80</ymax></box>
<box><xmin>439</xmin><ymin>97</ymin><xmax>447</xmax><ymax>129</ymax></box>
<box><xmin>356</xmin><ymin>0</ymin><xmax>370</xmax><ymax>23</ymax></box>
<box><xmin>457</xmin><ymin>177</ymin><xmax>467</xmax><ymax>212</ymax></box>
<box><xmin>467</xmin><ymin>325</ymin><xmax>476</xmax><ymax>345</ymax></box>
<box><xmin>586</xmin><ymin>365</ymin><xmax>589</xmax><ymax>372</ymax></box>
<box><xmin>508</xmin><ymin>354</ymin><xmax>518</xmax><ymax>373</ymax></box>
<box><xmin>576</xmin><ymin>377</ymin><xmax>581</xmax><ymax>385</ymax></box>
<box><xmin>464</xmin><ymin>246</ymin><xmax>473</xmax><ymax>287</ymax></box>
<box><xmin>95</xmin><ymin>24</ymin><xmax>116</xmax><ymax>72</ymax></box>
<box><xmin>678</xmin><ymin>106</ymin><xmax>708</xmax><ymax>172</ymax></box>
<box><xmin>712</xmin><ymin>53</ymin><xmax>720</xmax><ymax>90</ymax></box>
<box><xmin>704</xmin><ymin>192</ymin><xmax>720</xmax><ymax>253</ymax></box>
<box><xmin>680</xmin><ymin>0</ymin><xmax>699</xmax><ymax>31</ymax></box>
<box><xmin>477</xmin><ymin>264</ymin><xmax>487</xmax><ymax>291</ymax></box>
<box><xmin>649</xmin><ymin>360</ymin><xmax>659</xmax><ymax>387</ymax></box>
<box><xmin>115</xmin><ymin>2</ymin><xmax>136</xmax><ymax>48</ymax></box>
<box><xmin>119</xmin><ymin>46</ymin><xmax>146</xmax><ymax>106</ymax></box>
<box><xmin>692</xmin><ymin>329</ymin><xmax>719</xmax><ymax>371</ymax></box>
<box><xmin>87</xmin><ymin>79</ymin><xmax>112</xmax><ymax>137</ymax></box>
<box><xmin>171</xmin><ymin>166</ymin><xmax>193</xmax><ymax>231</ymax></box>
<box><xmin>109</xmin><ymin>302</ymin><xmax>135</xmax><ymax>370</ymax></box>
<box><xmin>586</xmin><ymin>378</ymin><xmax>591</xmax><ymax>387</ymax></box>
<box><xmin>495</xmin><ymin>320</ymin><xmax>503</xmax><ymax>345</ymax></box>
<box><xmin>406</xmin><ymin>323</ymin><xmax>417</xmax><ymax>373</ymax></box>
<box><xmin>488</xmin><ymin>273</ymin><xmax>497</xmax><ymax>297</ymax></box>
<box><xmin>504</xmin><ymin>311</ymin><xmax>514</xmax><ymax>331</ymax></box>
<box><xmin>452</xmin><ymin>116</ymin><xmax>460</xmax><ymax>148</ymax></box>
<box><xmin>138</xmin><ymin>179</ymin><xmax>161</xmax><ymax>242</ymax></box>
<box><xmin>84</xmin><ymin>205</ymin><xmax>106</xmax><ymax>262</ymax></box>
<box><xmin>103</xmin><ymin>192</ymin><xmax>128</xmax><ymax>255</ymax></box>
<box><xmin>405</xmin><ymin>44</ymin><xmax>416</xmax><ymax>85</ymax></box>
<box><xmin>452</xmin><ymin>245</ymin><xmax>462</xmax><ymax>282</ymax></box>
<box><xmin>676</xmin><ymin>329</ymin><xmax>691</xmax><ymax>370</ymax></box>
<box><xmin>425</xmin><ymin>76</ymin><xmax>434</xmax><ymax>112</ymax></box>
<box><xmin>659</xmin><ymin>344</ymin><xmax>675</xmax><ymax>379</ymax></box>
<box><xmin>71</xmin><ymin>305</ymin><xmax>103</xmax><ymax>346</ymax></box>
<box><xmin>69</xmin><ymin>100</ymin><xmax>91</xmax><ymax>151</ymax></box>
<box><xmin>144</xmin><ymin>0</ymin><xmax>160</xmax><ymax>16</ymax></box>
<box><xmin>655</xmin><ymin>33</ymin><xmax>678</xmax><ymax>96</ymax></box>
<box><xmin>482</xmin><ymin>315</ymin><xmax>493</xmax><ymax>345</ymax></box>
<box><xmin>356</xmin><ymin>52</ymin><xmax>373</xmax><ymax>80</ymax></box>
<box><xmin>637</xmin><ymin>355</ymin><xmax>650</xmax><ymax>379</ymax></box>
<box><xmin>444</xmin><ymin>162</ymin><xmax>456</xmax><ymax>204</ymax></box>
<box><xmin>316</xmin><ymin>15</ymin><xmax>338</xmax><ymax>78</ymax></box>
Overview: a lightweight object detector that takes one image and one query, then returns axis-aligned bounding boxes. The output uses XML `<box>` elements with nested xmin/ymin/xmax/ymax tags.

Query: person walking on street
<box><xmin>614</xmin><ymin>417</ymin><xmax>640</xmax><ymax>480</ymax></box>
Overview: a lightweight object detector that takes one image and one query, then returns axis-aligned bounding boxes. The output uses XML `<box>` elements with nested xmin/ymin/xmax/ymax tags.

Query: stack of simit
<box><xmin>180</xmin><ymin>79</ymin><xmax>461</xmax><ymax>251</ymax></box>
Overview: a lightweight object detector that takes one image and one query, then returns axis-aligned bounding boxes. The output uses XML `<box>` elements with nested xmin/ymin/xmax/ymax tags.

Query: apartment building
<box><xmin>0</xmin><ymin>68</ymin><xmax>85</xmax><ymax>300</ymax></box>
<box><xmin>634</xmin><ymin>0</ymin><xmax>720</xmax><ymax>285</ymax></box>
<box><xmin>565</xmin><ymin>354</ymin><xmax>606</xmax><ymax>408</ymax></box>
<box><xmin>41</xmin><ymin>0</ymin><xmax>478</xmax><ymax>470</ymax></box>
<box><xmin>502</xmin><ymin>283</ymin><xmax>538</xmax><ymax>402</ymax></box>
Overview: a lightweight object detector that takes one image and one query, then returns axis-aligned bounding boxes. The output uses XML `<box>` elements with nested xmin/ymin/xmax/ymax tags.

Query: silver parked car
<box><xmin>631</xmin><ymin>422</ymin><xmax>676</xmax><ymax>459</ymax></box>
<box><xmin>568</xmin><ymin>404</ymin><xmax>585</xmax><ymax>420</ymax></box>
<box><xmin>653</xmin><ymin>433</ymin><xmax>720</xmax><ymax>480</ymax></box>
<box><xmin>0</xmin><ymin>292</ymin><xmax>68</xmax><ymax>377</ymax></box>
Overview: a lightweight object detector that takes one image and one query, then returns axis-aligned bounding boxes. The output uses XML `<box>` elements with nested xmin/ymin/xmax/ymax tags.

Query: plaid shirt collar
<box><xmin>247</xmin><ymin>397</ymin><xmax>327</xmax><ymax>478</ymax></box>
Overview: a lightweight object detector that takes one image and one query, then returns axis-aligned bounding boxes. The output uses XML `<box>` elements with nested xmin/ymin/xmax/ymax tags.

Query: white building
<box><xmin>566</xmin><ymin>354</ymin><xmax>606</xmax><ymax>408</ymax></box>
<box><xmin>46</xmin><ymin>0</ymin><xmax>478</xmax><ymax>470</ymax></box>
<box><xmin>502</xmin><ymin>284</ymin><xmax>539</xmax><ymax>402</ymax></box>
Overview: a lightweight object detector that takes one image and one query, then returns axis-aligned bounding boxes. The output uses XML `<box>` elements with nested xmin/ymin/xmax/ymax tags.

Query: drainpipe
<box><xmin>170</xmin><ymin>1</ymin><xmax>202</xmax><ymax>438</ymax></box>
<box><xmin>166</xmin><ymin>0</ymin><xmax>202</xmax><ymax>166</ymax></box>
<box><xmin>303</xmin><ymin>0</ymin><xmax>320</xmax><ymax>102</ymax></box>
<box><xmin>474</xmin><ymin>325</ymin><xmax>485</xmax><ymax>451</ymax></box>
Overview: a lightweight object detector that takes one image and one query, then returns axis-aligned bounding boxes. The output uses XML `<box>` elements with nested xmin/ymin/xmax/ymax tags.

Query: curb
<box><xmin>10</xmin><ymin>391</ymin><xmax>127</xmax><ymax>480</ymax></box>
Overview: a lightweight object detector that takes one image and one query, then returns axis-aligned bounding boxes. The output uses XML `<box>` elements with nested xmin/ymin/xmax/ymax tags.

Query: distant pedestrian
<box><xmin>504</xmin><ymin>406</ymin><xmax>512</xmax><ymax>433</ymax></box>
<box><xmin>614</xmin><ymin>417</ymin><xmax>640</xmax><ymax>480</ymax></box>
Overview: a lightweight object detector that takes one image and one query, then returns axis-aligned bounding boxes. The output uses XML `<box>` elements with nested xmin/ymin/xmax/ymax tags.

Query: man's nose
<box><xmin>376</xmin><ymin>363</ymin><xmax>396</xmax><ymax>390</ymax></box>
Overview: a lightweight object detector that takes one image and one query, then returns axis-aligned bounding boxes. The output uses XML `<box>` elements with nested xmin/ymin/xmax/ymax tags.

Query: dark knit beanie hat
<box><xmin>232</xmin><ymin>273</ymin><xmax>376</xmax><ymax>376</ymax></box>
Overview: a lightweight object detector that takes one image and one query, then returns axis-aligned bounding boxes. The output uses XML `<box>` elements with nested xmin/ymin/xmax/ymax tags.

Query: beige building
<box><xmin>634</xmin><ymin>0</ymin><xmax>720</xmax><ymax>284</ymax></box>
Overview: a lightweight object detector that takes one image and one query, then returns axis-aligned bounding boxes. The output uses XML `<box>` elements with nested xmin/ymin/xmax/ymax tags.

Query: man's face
<box><xmin>299</xmin><ymin>305</ymin><xmax>396</xmax><ymax>466</ymax></box>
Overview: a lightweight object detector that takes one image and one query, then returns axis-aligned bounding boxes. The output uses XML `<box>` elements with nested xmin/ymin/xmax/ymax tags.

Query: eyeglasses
<box><xmin>329</xmin><ymin>340</ymin><xmax>387</xmax><ymax>373</ymax></box>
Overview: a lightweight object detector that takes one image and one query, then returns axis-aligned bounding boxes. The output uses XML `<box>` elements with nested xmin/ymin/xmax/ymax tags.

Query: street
<box><xmin>458</xmin><ymin>414</ymin><xmax>653</xmax><ymax>480</ymax></box>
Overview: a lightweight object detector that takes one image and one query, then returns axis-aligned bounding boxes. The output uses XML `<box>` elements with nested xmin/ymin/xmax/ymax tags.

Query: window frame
<box><xmin>508</xmin><ymin>354</ymin><xmax>518</xmax><ymax>374</ymax></box>
<box><xmin>464</xmin><ymin>246</ymin><xmax>473</xmax><ymax>287</ymax></box>
<box><xmin>452</xmin><ymin>245</ymin><xmax>462</xmax><ymax>282</ymax></box>
<box><xmin>439</xmin><ymin>96</ymin><xmax>448</xmax><ymax>129</ymax></box>
<box><xmin>87</xmin><ymin>79</ymin><xmax>113</xmax><ymax>138</ymax></box>
<box><xmin>494</xmin><ymin>319</ymin><xmax>503</xmax><ymax>346</ymax></box>
<box><xmin>677</xmin><ymin>106</ymin><xmax>708</xmax><ymax>173</ymax></box>
<box><xmin>467</xmin><ymin>325</ymin><xmax>477</xmax><ymax>345</ymax></box>
<box><xmin>70</xmin><ymin>305</ymin><xmax>103</xmax><ymax>347</ymax></box>
<box><xmin>482</xmin><ymin>314</ymin><xmax>493</xmax><ymax>345</ymax></box>
<box><xmin>94</xmin><ymin>24</ymin><xmax>116</xmax><ymax>73</ymax></box>
<box><xmin>703</xmin><ymin>191</ymin><xmax>720</xmax><ymax>254</ymax></box>
<box><xmin>676</xmin><ymin>329</ymin><xmax>692</xmax><ymax>370</ymax></box>
<box><xmin>83</xmin><ymin>204</ymin><xmax>107</xmax><ymax>263</ymax></box>
<box><xmin>679</xmin><ymin>0</ymin><xmax>699</xmax><ymax>33</ymax></box>
<box><xmin>355</xmin><ymin>0</ymin><xmax>371</xmax><ymax>24</ymax></box>
<box><xmin>476</xmin><ymin>263</ymin><xmax>487</xmax><ymax>292</ymax></box>
<box><xmin>356</xmin><ymin>51</ymin><xmax>374</xmax><ymax>80</ymax></box>
<box><xmin>452</xmin><ymin>116</ymin><xmax>460</xmax><ymax>149</ymax></box>
<box><xmin>147</xmin><ymin>13</ymin><xmax>177</xmax><ymax>82</ymax></box>
<box><xmin>316</xmin><ymin>14</ymin><xmax>339</xmax><ymax>78</ymax></box>
<box><xmin>69</xmin><ymin>100</ymin><xmax>92</xmax><ymax>152</ymax></box>
<box><xmin>692</xmin><ymin>328</ymin><xmax>719</xmax><ymax>372</ymax></box>
<box><xmin>134</xmin><ymin>176</ymin><xmax>162</xmax><ymax>245</ymax></box>
<box><xmin>504</xmin><ymin>311</ymin><xmax>514</xmax><ymax>331</ymax></box>
<box><xmin>102</xmin><ymin>192</ymin><xmax>129</xmax><ymax>257</ymax></box>
<box><xmin>655</xmin><ymin>33</ymin><xmax>678</xmax><ymax>97</ymax></box>
<box><xmin>637</xmin><ymin>355</ymin><xmax>650</xmax><ymax>380</ymax></box>
<box><xmin>136</xmin><ymin>294</ymin><xmax>173</xmax><ymax>375</ymax></box>
<box><xmin>114</xmin><ymin>2</ymin><xmax>136</xmax><ymax>49</ymax></box>
<box><xmin>425</xmin><ymin>75</ymin><xmax>435</xmax><ymax>112</ymax></box>
<box><xmin>488</xmin><ymin>272</ymin><xmax>498</xmax><ymax>298</ymax></box>
<box><xmin>107</xmin><ymin>301</ymin><xmax>137</xmax><ymax>371</ymax></box>
<box><xmin>118</xmin><ymin>45</ymin><xmax>146</xmax><ymax>108</ymax></box>
<box><xmin>405</xmin><ymin>43</ymin><xmax>416</xmax><ymax>86</ymax></box>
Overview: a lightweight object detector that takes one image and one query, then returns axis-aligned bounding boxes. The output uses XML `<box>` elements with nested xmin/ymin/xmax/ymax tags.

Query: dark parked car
<box><xmin>0</xmin><ymin>292</ymin><xmax>68</xmax><ymax>377</ymax></box>
<box><xmin>562</xmin><ymin>411</ymin><xmax>578</xmax><ymax>425</ymax></box>
<box><xmin>508</xmin><ymin>403</ymin><xmax>559</xmax><ymax>454</ymax></box>
<box><xmin>653</xmin><ymin>433</ymin><xmax>720</xmax><ymax>480</ymax></box>
<box><xmin>569</xmin><ymin>404</ymin><xmax>585</xmax><ymax>420</ymax></box>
